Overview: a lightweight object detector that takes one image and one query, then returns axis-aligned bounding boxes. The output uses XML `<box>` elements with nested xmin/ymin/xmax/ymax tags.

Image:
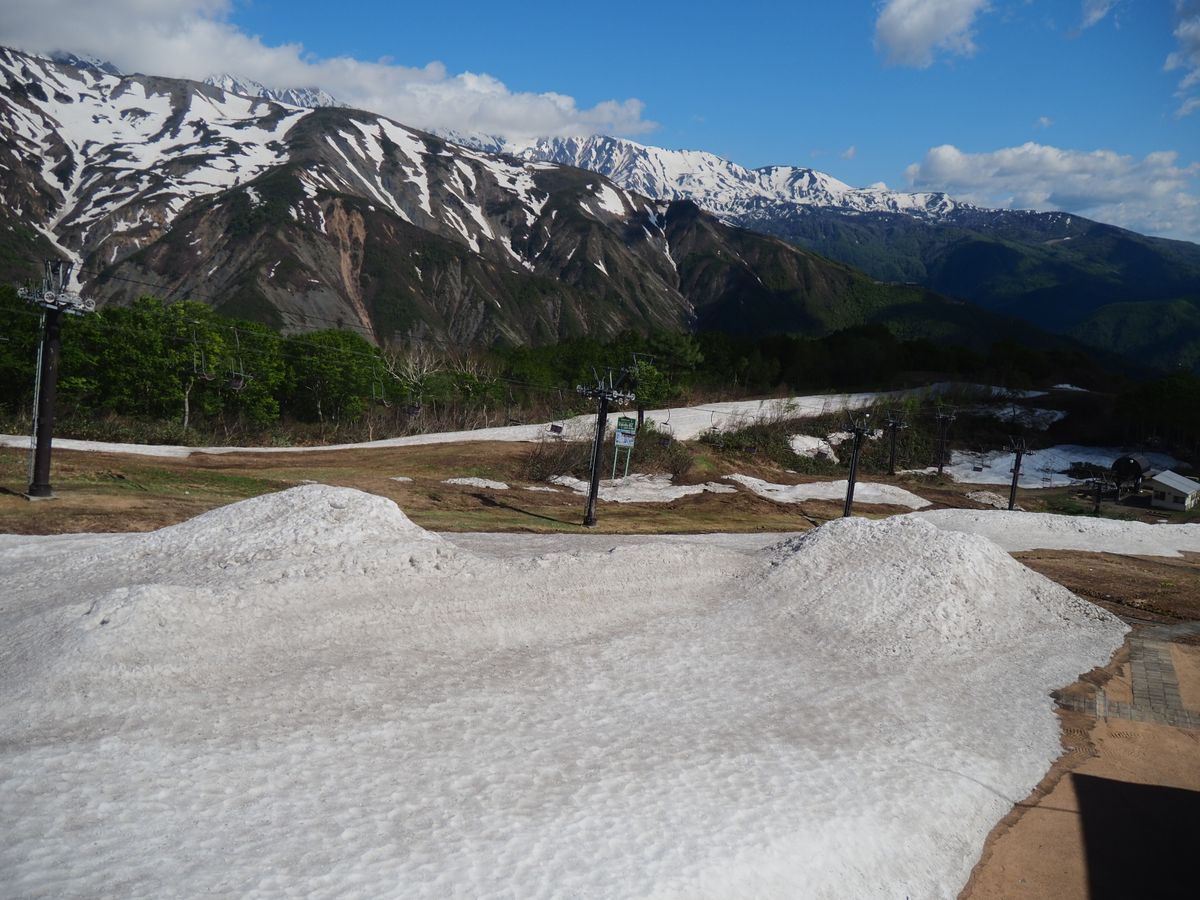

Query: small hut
<box><xmin>1147</xmin><ymin>471</ymin><xmax>1200</xmax><ymax>511</ymax></box>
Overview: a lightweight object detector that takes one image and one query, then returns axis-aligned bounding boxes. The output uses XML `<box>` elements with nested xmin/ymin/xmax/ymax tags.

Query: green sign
<box><xmin>616</xmin><ymin>416</ymin><xmax>637</xmax><ymax>434</ymax></box>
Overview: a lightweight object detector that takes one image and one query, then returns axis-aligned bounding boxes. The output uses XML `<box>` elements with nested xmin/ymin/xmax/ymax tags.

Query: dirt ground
<box><xmin>961</xmin><ymin>641</ymin><xmax>1200</xmax><ymax>900</ymax></box>
<box><xmin>3</xmin><ymin>441</ymin><xmax>1199</xmax><ymax>896</ymax></box>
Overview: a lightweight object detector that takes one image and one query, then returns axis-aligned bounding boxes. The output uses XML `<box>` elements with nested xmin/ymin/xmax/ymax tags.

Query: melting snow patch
<box><xmin>727</xmin><ymin>474</ymin><xmax>930</xmax><ymax>509</ymax></box>
<box><xmin>945</xmin><ymin>445</ymin><xmax>1182</xmax><ymax>488</ymax></box>
<box><xmin>789</xmin><ymin>434</ymin><xmax>840</xmax><ymax>462</ymax></box>
<box><xmin>444</xmin><ymin>477</ymin><xmax>509</xmax><ymax>490</ymax></box>
<box><xmin>551</xmin><ymin>473</ymin><xmax>736</xmax><ymax>503</ymax></box>
<box><xmin>966</xmin><ymin>490</ymin><xmax>1014</xmax><ymax>510</ymax></box>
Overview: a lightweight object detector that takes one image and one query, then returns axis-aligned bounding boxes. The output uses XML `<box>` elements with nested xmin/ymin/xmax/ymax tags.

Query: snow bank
<box><xmin>909</xmin><ymin>508</ymin><xmax>1200</xmax><ymax>557</ymax></box>
<box><xmin>727</xmin><ymin>473</ymin><xmax>931</xmax><ymax>509</ymax></box>
<box><xmin>0</xmin><ymin>489</ymin><xmax>1127</xmax><ymax>898</ymax></box>
<box><xmin>757</xmin><ymin>517</ymin><xmax>1123</xmax><ymax>660</ymax></box>
<box><xmin>551</xmin><ymin>473</ymin><xmax>736</xmax><ymax>502</ymax></box>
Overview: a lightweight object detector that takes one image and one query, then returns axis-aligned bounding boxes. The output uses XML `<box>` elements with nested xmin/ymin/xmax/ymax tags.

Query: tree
<box><xmin>283</xmin><ymin>329</ymin><xmax>378</xmax><ymax>423</ymax></box>
<box><xmin>630</xmin><ymin>359</ymin><xmax>670</xmax><ymax>429</ymax></box>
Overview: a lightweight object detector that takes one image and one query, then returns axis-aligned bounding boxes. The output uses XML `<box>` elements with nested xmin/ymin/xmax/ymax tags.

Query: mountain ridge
<box><xmin>0</xmin><ymin>47</ymin><xmax>1143</xmax><ymax>359</ymax></box>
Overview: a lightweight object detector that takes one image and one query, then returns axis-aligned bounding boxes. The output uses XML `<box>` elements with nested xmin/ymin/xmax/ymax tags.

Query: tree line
<box><xmin>0</xmin><ymin>287</ymin><xmax>1195</xmax><ymax>457</ymax></box>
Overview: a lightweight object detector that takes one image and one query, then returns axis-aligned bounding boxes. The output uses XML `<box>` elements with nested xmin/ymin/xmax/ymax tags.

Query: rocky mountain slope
<box><xmin>0</xmin><ymin>48</ymin><xmax>1060</xmax><ymax>350</ymax></box>
<box><xmin>520</xmin><ymin>135</ymin><xmax>1200</xmax><ymax>366</ymax></box>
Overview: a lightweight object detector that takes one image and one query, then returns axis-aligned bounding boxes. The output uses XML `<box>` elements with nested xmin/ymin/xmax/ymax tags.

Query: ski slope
<box><xmin>0</xmin><ymin>486</ymin><xmax>1126</xmax><ymax>898</ymax></box>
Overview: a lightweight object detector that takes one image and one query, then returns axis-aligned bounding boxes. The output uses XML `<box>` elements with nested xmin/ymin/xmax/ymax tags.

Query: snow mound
<box><xmin>758</xmin><ymin>516</ymin><xmax>1124</xmax><ymax>660</ymax></box>
<box><xmin>727</xmin><ymin>474</ymin><xmax>930</xmax><ymax>509</ymax></box>
<box><xmin>910</xmin><ymin>509</ymin><xmax>1200</xmax><ymax>557</ymax></box>
<box><xmin>129</xmin><ymin>484</ymin><xmax>447</xmax><ymax>579</ymax></box>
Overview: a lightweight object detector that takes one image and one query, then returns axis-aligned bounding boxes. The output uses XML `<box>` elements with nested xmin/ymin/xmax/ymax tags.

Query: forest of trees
<box><xmin>1</xmin><ymin>286</ymin><xmax>1196</xmax><ymax>456</ymax></box>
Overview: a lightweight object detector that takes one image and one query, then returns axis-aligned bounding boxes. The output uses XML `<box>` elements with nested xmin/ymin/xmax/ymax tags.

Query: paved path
<box><xmin>1057</xmin><ymin>621</ymin><xmax>1200</xmax><ymax>730</ymax></box>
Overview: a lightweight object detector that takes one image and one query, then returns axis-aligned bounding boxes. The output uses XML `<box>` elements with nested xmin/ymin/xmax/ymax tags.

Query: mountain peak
<box><xmin>204</xmin><ymin>73</ymin><xmax>342</xmax><ymax>109</ymax></box>
<box><xmin>517</xmin><ymin>134</ymin><xmax>967</xmax><ymax>223</ymax></box>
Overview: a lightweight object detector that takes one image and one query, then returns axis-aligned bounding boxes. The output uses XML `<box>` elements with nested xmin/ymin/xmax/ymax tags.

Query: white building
<box><xmin>1147</xmin><ymin>470</ymin><xmax>1200</xmax><ymax>511</ymax></box>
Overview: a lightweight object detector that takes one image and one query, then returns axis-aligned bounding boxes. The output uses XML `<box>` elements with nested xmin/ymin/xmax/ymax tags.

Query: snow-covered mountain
<box><xmin>511</xmin><ymin>134</ymin><xmax>1200</xmax><ymax>347</ymax></box>
<box><xmin>6</xmin><ymin>46</ymin><xmax>1191</xmax><ymax>355</ymax></box>
<box><xmin>7</xmin><ymin>46</ymin><xmax>1011</xmax><ymax>346</ymax></box>
<box><xmin>204</xmin><ymin>74</ymin><xmax>342</xmax><ymax>110</ymax></box>
<box><xmin>518</xmin><ymin>135</ymin><xmax>964</xmax><ymax>221</ymax></box>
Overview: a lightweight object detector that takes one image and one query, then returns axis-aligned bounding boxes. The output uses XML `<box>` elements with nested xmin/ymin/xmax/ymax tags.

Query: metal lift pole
<box><xmin>27</xmin><ymin>307</ymin><xmax>63</xmax><ymax>498</ymax></box>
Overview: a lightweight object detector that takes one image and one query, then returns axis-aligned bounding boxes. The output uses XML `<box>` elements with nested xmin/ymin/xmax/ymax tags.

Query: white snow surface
<box><xmin>0</xmin><ymin>486</ymin><xmax>1126</xmax><ymax>898</ymax></box>
<box><xmin>727</xmin><ymin>474</ymin><xmax>931</xmax><ymax>509</ymax></box>
<box><xmin>551</xmin><ymin>473</ymin><xmax>737</xmax><ymax>503</ymax></box>
<box><xmin>908</xmin><ymin>509</ymin><xmax>1200</xmax><ymax>557</ymax></box>
<box><xmin>789</xmin><ymin>433</ymin><xmax>840</xmax><ymax>462</ymax></box>
<box><xmin>443</xmin><ymin>477</ymin><xmax>510</xmax><ymax>490</ymax></box>
<box><xmin>945</xmin><ymin>445</ymin><xmax>1182</xmax><ymax>488</ymax></box>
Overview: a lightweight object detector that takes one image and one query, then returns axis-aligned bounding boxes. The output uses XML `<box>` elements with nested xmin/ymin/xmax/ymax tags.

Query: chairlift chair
<box><xmin>372</xmin><ymin>378</ymin><xmax>392</xmax><ymax>408</ymax></box>
<box><xmin>190</xmin><ymin>324</ymin><xmax>215</xmax><ymax>381</ymax></box>
<box><xmin>226</xmin><ymin>329</ymin><xmax>250</xmax><ymax>392</ymax></box>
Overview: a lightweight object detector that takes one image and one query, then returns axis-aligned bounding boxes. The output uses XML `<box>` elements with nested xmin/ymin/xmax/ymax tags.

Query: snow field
<box><xmin>727</xmin><ymin>474</ymin><xmax>931</xmax><ymax>509</ymax></box>
<box><xmin>0</xmin><ymin>486</ymin><xmax>1127</xmax><ymax>898</ymax></box>
<box><xmin>944</xmin><ymin>445</ymin><xmax>1182</xmax><ymax>489</ymax></box>
<box><xmin>909</xmin><ymin>508</ymin><xmax>1200</xmax><ymax>557</ymax></box>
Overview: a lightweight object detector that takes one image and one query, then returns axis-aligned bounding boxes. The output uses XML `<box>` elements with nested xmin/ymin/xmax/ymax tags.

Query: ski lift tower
<box><xmin>576</xmin><ymin>368</ymin><xmax>635</xmax><ymax>527</ymax></box>
<box><xmin>17</xmin><ymin>259</ymin><xmax>95</xmax><ymax>499</ymax></box>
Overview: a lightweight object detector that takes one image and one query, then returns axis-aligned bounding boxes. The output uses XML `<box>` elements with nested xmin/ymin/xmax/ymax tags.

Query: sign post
<box><xmin>612</xmin><ymin>416</ymin><xmax>637</xmax><ymax>479</ymax></box>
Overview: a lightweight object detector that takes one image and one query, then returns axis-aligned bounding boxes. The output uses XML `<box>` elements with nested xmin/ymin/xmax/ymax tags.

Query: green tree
<box><xmin>283</xmin><ymin>329</ymin><xmax>379</xmax><ymax>423</ymax></box>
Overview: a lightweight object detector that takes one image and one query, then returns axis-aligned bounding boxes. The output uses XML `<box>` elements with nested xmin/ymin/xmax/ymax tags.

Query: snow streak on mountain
<box><xmin>518</xmin><ymin>135</ymin><xmax>965</xmax><ymax>222</ymax></box>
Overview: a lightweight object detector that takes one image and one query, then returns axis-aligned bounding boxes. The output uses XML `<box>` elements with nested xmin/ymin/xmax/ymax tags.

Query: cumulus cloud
<box><xmin>874</xmin><ymin>0</ymin><xmax>991</xmax><ymax>67</ymax></box>
<box><xmin>0</xmin><ymin>0</ymin><xmax>655</xmax><ymax>142</ymax></box>
<box><xmin>1166</xmin><ymin>1</ymin><xmax>1200</xmax><ymax>117</ymax></box>
<box><xmin>1035</xmin><ymin>115</ymin><xmax>1054</xmax><ymax>129</ymax></box>
<box><xmin>905</xmin><ymin>142</ymin><xmax>1200</xmax><ymax>242</ymax></box>
<box><xmin>1079</xmin><ymin>0</ymin><xmax>1117</xmax><ymax>30</ymax></box>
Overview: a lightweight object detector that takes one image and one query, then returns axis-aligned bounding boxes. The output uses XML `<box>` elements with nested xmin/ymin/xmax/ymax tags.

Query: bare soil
<box><xmin>961</xmin><ymin>642</ymin><xmax>1200</xmax><ymax>900</ymax></box>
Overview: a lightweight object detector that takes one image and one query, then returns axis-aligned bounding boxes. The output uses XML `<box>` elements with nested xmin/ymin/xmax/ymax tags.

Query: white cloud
<box><xmin>0</xmin><ymin>0</ymin><xmax>655</xmax><ymax>143</ymax></box>
<box><xmin>1035</xmin><ymin>115</ymin><xmax>1054</xmax><ymax>128</ymax></box>
<box><xmin>874</xmin><ymin>0</ymin><xmax>991</xmax><ymax>67</ymax></box>
<box><xmin>841</xmin><ymin>145</ymin><xmax>858</xmax><ymax>160</ymax></box>
<box><xmin>1166</xmin><ymin>1</ymin><xmax>1200</xmax><ymax>117</ymax></box>
<box><xmin>1079</xmin><ymin>0</ymin><xmax>1117</xmax><ymax>30</ymax></box>
<box><xmin>904</xmin><ymin>142</ymin><xmax>1200</xmax><ymax>242</ymax></box>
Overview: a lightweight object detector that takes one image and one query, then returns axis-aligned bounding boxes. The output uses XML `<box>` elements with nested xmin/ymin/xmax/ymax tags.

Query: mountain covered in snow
<box><xmin>519</xmin><ymin>135</ymin><xmax>964</xmax><ymax>221</ymax></box>
<box><xmin>203</xmin><ymin>74</ymin><xmax>343</xmax><ymax>110</ymax></box>
<box><xmin>0</xmin><ymin>46</ymin><xmax>1044</xmax><ymax>349</ymax></box>
<box><xmin>516</xmin><ymin>136</ymin><xmax>1200</xmax><ymax>363</ymax></box>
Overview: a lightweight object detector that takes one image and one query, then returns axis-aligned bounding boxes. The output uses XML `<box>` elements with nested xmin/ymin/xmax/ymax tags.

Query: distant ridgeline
<box><xmin>1</xmin><ymin>47</ymin><xmax>1198</xmax><ymax>372</ymax></box>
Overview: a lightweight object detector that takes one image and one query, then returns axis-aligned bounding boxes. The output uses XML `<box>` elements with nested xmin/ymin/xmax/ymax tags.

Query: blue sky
<box><xmin>5</xmin><ymin>1</ymin><xmax>1200</xmax><ymax>240</ymax></box>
